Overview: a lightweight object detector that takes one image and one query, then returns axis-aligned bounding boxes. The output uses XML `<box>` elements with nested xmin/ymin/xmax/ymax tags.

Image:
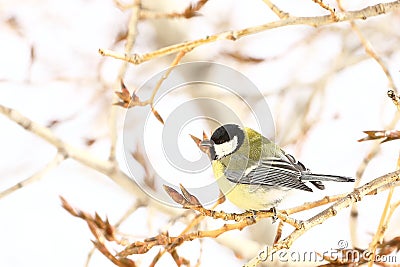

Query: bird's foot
<box><xmin>270</xmin><ymin>207</ymin><xmax>278</xmax><ymax>223</ymax></box>
<box><xmin>244</xmin><ymin>210</ymin><xmax>257</xmax><ymax>223</ymax></box>
<box><xmin>244</xmin><ymin>208</ymin><xmax>278</xmax><ymax>223</ymax></box>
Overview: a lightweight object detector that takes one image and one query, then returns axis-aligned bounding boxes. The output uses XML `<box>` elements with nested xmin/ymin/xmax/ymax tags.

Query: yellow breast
<box><xmin>211</xmin><ymin>161</ymin><xmax>286</xmax><ymax>210</ymax></box>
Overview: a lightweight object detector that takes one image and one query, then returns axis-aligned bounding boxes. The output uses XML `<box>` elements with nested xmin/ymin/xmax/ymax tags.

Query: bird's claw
<box><xmin>245</xmin><ymin>208</ymin><xmax>278</xmax><ymax>223</ymax></box>
<box><xmin>270</xmin><ymin>207</ymin><xmax>278</xmax><ymax>223</ymax></box>
<box><xmin>244</xmin><ymin>210</ymin><xmax>257</xmax><ymax>223</ymax></box>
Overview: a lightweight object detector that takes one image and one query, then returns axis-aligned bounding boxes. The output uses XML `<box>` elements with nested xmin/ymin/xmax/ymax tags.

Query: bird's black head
<box><xmin>206</xmin><ymin>124</ymin><xmax>245</xmax><ymax>160</ymax></box>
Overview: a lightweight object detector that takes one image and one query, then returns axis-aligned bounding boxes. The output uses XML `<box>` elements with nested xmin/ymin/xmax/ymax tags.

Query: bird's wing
<box><xmin>284</xmin><ymin>153</ymin><xmax>325</xmax><ymax>190</ymax></box>
<box><xmin>224</xmin><ymin>155</ymin><xmax>313</xmax><ymax>192</ymax></box>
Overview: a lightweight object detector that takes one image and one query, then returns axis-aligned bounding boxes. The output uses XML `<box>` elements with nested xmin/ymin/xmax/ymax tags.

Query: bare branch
<box><xmin>388</xmin><ymin>89</ymin><xmax>400</xmax><ymax>110</ymax></box>
<box><xmin>367</xmin><ymin>187</ymin><xmax>394</xmax><ymax>266</ymax></box>
<box><xmin>245</xmin><ymin>169</ymin><xmax>400</xmax><ymax>267</ymax></box>
<box><xmin>312</xmin><ymin>0</ymin><xmax>339</xmax><ymax>20</ymax></box>
<box><xmin>114</xmin><ymin>50</ymin><xmax>189</xmax><ymax>124</ymax></box>
<box><xmin>0</xmin><ymin>152</ymin><xmax>65</xmax><ymax>199</ymax></box>
<box><xmin>0</xmin><ymin>103</ymin><xmax>178</xmax><ymax>215</ymax></box>
<box><xmin>131</xmin><ymin>145</ymin><xmax>156</xmax><ymax>190</ymax></box>
<box><xmin>114</xmin><ymin>0</ymin><xmax>209</xmax><ymax>19</ymax></box>
<box><xmin>66</xmin><ymin>170</ymin><xmax>400</xmax><ymax>266</ymax></box>
<box><xmin>284</xmin><ymin>193</ymin><xmax>347</xmax><ymax>215</ymax></box>
<box><xmin>262</xmin><ymin>0</ymin><xmax>289</xmax><ymax>19</ymax></box>
<box><xmin>99</xmin><ymin>1</ymin><xmax>400</xmax><ymax>65</ymax></box>
<box><xmin>358</xmin><ymin>130</ymin><xmax>400</xmax><ymax>143</ymax></box>
<box><xmin>109</xmin><ymin>0</ymin><xmax>141</xmax><ymax>162</ymax></box>
<box><xmin>351</xmin><ymin>112</ymin><xmax>400</xmax><ymax>245</ymax></box>
<box><xmin>337</xmin><ymin>0</ymin><xmax>398</xmax><ymax>95</ymax></box>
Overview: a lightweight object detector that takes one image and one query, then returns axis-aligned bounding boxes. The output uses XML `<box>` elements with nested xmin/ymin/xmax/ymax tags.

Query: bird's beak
<box><xmin>189</xmin><ymin>134</ymin><xmax>213</xmax><ymax>159</ymax></box>
<box><xmin>199</xmin><ymin>140</ymin><xmax>213</xmax><ymax>148</ymax></box>
<box><xmin>199</xmin><ymin>139</ymin><xmax>213</xmax><ymax>160</ymax></box>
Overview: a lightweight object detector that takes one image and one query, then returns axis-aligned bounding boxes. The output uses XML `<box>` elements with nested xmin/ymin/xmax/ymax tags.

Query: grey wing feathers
<box><xmin>285</xmin><ymin>154</ymin><xmax>325</xmax><ymax>190</ymax></box>
<box><xmin>225</xmin><ymin>156</ymin><xmax>313</xmax><ymax>192</ymax></box>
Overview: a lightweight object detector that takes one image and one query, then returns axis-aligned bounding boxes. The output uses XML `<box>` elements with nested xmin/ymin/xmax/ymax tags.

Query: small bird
<box><xmin>200</xmin><ymin>124</ymin><xmax>354</xmax><ymax>211</ymax></box>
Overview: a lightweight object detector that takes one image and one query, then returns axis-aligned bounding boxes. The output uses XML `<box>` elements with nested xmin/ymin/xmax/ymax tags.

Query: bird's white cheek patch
<box><xmin>214</xmin><ymin>136</ymin><xmax>238</xmax><ymax>159</ymax></box>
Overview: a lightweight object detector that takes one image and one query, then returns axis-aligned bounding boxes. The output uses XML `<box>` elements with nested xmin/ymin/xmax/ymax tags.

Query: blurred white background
<box><xmin>1</xmin><ymin>0</ymin><xmax>400</xmax><ymax>266</ymax></box>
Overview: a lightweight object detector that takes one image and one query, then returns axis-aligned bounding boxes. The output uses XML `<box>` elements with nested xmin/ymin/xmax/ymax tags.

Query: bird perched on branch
<box><xmin>199</xmin><ymin>124</ymin><xmax>354</xmax><ymax>211</ymax></box>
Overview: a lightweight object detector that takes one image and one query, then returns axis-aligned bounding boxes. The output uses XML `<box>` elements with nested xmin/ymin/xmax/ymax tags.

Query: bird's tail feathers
<box><xmin>301</xmin><ymin>173</ymin><xmax>355</xmax><ymax>182</ymax></box>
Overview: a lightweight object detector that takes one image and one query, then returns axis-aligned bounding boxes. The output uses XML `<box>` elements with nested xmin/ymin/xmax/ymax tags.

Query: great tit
<box><xmin>200</xmin><ymin>124</ymin><xmax>354</xmax><ymax>211</ymax></box>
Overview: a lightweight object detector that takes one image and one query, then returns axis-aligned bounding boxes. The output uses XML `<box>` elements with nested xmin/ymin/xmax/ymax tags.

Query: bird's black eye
<box><xmin>211</xmin><ymin>124</ymin><xmax>243</xmax><ymax>145</ymax></box>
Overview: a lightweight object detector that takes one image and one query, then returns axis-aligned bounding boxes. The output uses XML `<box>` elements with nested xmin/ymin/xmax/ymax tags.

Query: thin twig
<box><xmin>367</xmin><ymin>187</ymin><xmax>394</xmax><ymax>267</ymax></box>
<box><xmin>131</xmin><ymin>145</ymin><xmax>155</xmax><ymax>190</ymax></box>
<box><xmin>84</xmin><ymin>199</ymin><xmax>145</xmax><ymax>266</ymax></box>
<box><xmin>84</xmin><ymin>247</ymin><xmax>96</xmax><ymax>267</ymax></box>
<box><xmin>358</xmin><ymin>130</ymin><xmax>400</xmax><ymax>143</ymax></box>
<box><xmin>164</xmin><ymin>184</ymin><xmax>352</xmax><ymax>231</ymax></box>
<box><xmin>118</xmin><ymin>217</ymin><xmax>256</xmax><ymax>257</ymax></box>
<box><xmin>0</xmin><ymin>152</ymin><xmax>65</xmax><ymax>199</ymax></box>
<box><xmin>285</xmin><ymin>193</ymin><xmax>347</xmax><ymax>215</ymax></box>
<box><xmin>0</xmin><ymin>104</ymin><xmax>180</xmax><ymax>216</ymax></box>
<box><xmin>352</xmin><ymin>25</ymin><xmax>397</xmax><ymax>93</ymax></box>
<box><xmin>350</xmin><ymin>112</ymin><xmax>400</xmax><ymax>245</ymax></box>
<box><xmin>115</xmin><ymin>200</ymin><xmax>146</xmax><ymax>229</ymax></box>
<box><xmin>388</xmin><ymin>89</ymin><xmax>400</xmax><ymax>110</ymax></box>
<box><xmin>109</xmin><ymin>0</ymin><xmax>141</xmax><ymax>162</ymax></box>
<box><xmin>277</xmin><ymin>40</ymin><xmax>366</xmax><ymax>148</ymax></box>
<box><xmin>366</xmin><ymin>148</ymin><xmax>400</xmax><ymax>266</ymax></box>
<box><xmin>385</xmin><ymin>200</ymin><xmax>400</xmax><ymax>227</ymax></box>
<box><xmin>99</xmin><ymin>1</ymin><xmax>400</xmax><ymax>65</ymax></box>
<box><xmin>200</xmin><ymin>206</ymin><xmax>303</xmax><ymax>229</ymax></box>
<box><xmin>312</xmin><ymin>0</ymin><xmax>339</xmax><ymax>20</ymax></box>
<box><xmin>150</xmin><ymin>192</ymin><xmax>223</xmax><ymax>265</ymax></box>
<box><xmin>114</xmin><ymin>50</ymin><xmax>189</xmax><ymax>124</ymax></box>
<box><xmin>262</xmin><ymin>0</ymin><xmax>289</xmax><ymax>19</ymax></box>
<box><xmin>149</xmin><ymin>213</ymin><xmax>205</xmax><ymax>265</ymax></box>
<box><xmin>194</xmin><ymin>238</ymin><xmax>204</xmax><ymax>267</ymax></box>
<box><xmin>146</xmin><ymin>49</ymin><xmax>189</xmax><ymax>110</ymax></box>
<box><xmin>337</xmin><ymin>0</ymin><xmax>398</xmax><ymax>94</ymax></box>
<box><xmin>336</xmin><ymin>8</ymin><xmax>399</xmax><ymax>249</ymax></box>
<box><xmin>113</xmin><ymin>0</ymin><xmax>135</xmax><ymax>10</ymax></box>
<box><xmin>0</xmin><ymin>105</ymin><xmax>113</xmax><ymax>175</ymax></box>
<box><xmin>114</xmin><ymin>0</ymin><xmax>208</xmax><ymax>19</ymax></box>
<box><xmin>273</xmin><ymin>220</ymin><xmax>285</xmax><ymax>244</ymax></box>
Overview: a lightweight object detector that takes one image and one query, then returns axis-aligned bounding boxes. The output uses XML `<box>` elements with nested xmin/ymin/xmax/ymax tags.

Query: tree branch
<box><xmin>245</xmin><ymin>169</ymin><xmax>400</xmax><ymax>267</ymax></box>
<box><xmin>0</xmin><ymin>152</ymin><xmax>65</xmax><ymax>199</ymax></box>
<box><xmin>262</xmin><ymin>0</ymin><xmax>289</xmax><ymax>19</ymax></box>
<box><xmin>108</xmin><ymin>0</ymin><xmax>142</xmax><ymax>162</ymax></box>
<box><xmin>99</xmin><ymin>1</ymin><xmax>400</xmax><ymax>65</ymax></box>
<box><xmin>0</xmin><ymin>104</ymin><xmax>172</xmax><ymax>213</ymax></box>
